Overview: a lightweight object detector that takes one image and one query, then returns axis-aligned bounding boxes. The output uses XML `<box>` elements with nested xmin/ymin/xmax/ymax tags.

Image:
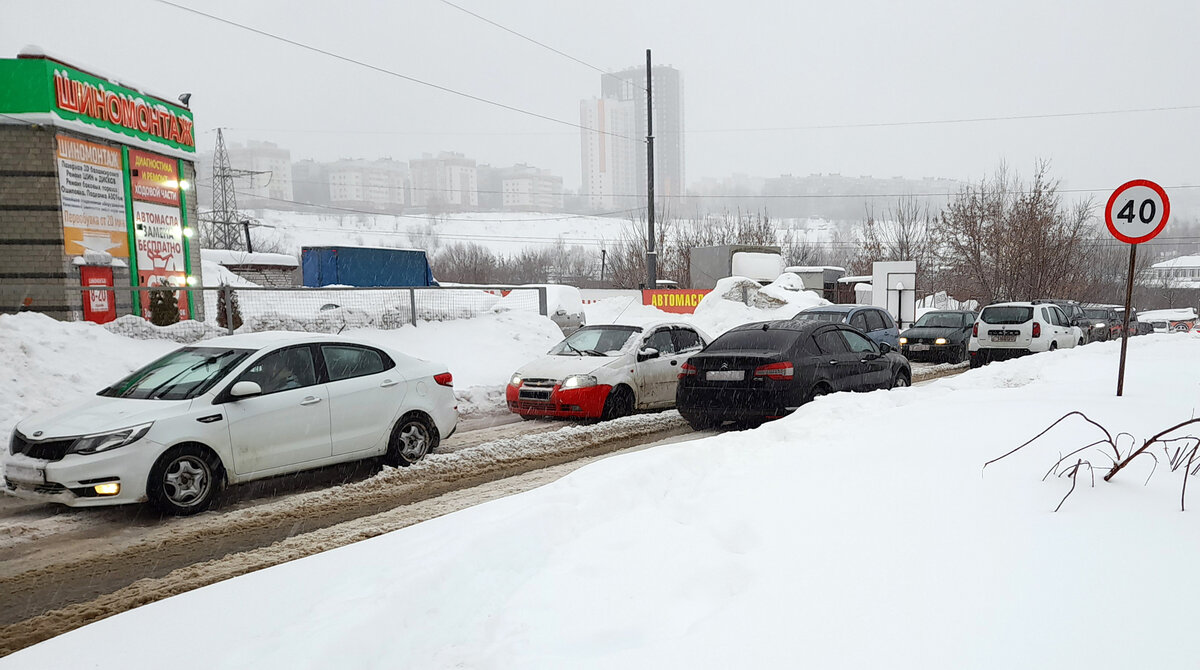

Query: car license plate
<box><xmin>910</xmin><ymin>344</ymin><xmax>930</xmax><ymax>352</ymax></box>
<box><xmin>992</xmin><ymin>335</ymin><xmax>1017</xmax><ymax>342</ymax></box>
<box><xmin>5</xmin><ymin>464</ymin><xmax>44</xmax><ymax>485</ymax></box>
<box><xmin>706</xmin><ymin>370</ymin><xmax>744</xmax><ymax>381</ymax></box>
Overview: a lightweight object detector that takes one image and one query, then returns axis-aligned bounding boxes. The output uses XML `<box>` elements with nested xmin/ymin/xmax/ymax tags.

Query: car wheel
<box><xmin>601</xmin><ymin>385</ymin><xmax>635</xmax><ymax>421</ymax></box>
<box><xmin>681</xmin><ymin>412</ymin><xmax>717</xmax><ymax>431</ymax></box>
<box><xmin>949</xmin><ymin>345</ymin><xmax>966</xmax><ymax>364</ymax></box>
<box><xmin>890</xmin><ymin>370</ymin><xmax>911</xmax><ymax>390</ymax></box>
<box><xmin>806</xmin><ymin>382</ymin><xmax>832</xmax><ymax>403</ymax></box>
<box><xmin>1049</xmin><ymin>342</ymin><xmax>1058</xmax><ymax>351</ymax></box>
<box><xmin>147</xmin><ymin>445</ymin><xmax>223</xmax><ymax>516</ymax></box>
<box><xmin>969</xmin><ymin>353</ymin><xmax>983</xmax><ymax>369</ymax></box>
<box><xmin>385</xmin><ymin>413</ymin><xmax>437</xmax><ymax>467</ymax></box>
<box><xmin>1077</xmin><ymin>336</ymin><xmax>1085</xmax><ymax>346</ymax></box>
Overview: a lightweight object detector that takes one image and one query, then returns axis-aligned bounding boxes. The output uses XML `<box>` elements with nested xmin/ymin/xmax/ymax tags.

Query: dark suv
<box><xmin>1032</xmin><ymin>299</ymin><xmax>1094</xmax><ymax>344</ymax></box>
<box><xmin>1081</xmin><ymin>306</ymin><xmax>1123</xmax><ymax>341</ymax></box>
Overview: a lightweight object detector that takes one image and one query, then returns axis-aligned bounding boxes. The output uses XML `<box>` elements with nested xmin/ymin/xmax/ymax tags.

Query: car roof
<box><xmin>728</xmin><ymin>319</ymin><xmax>826</xmax><ymax>334</ymax></box>
<box><xmin>800</xmin><ymin>304</ymin><xmax>875</xmax><ymax>313</ymax></box>
<box><xmin>199</xmin><ymin>331</ymin><xmax>371</xmax><ymax>350</ymax></box>
<box><xmin>984</xmin><ymin>301</ymin><xmax>1037</xmax><ymax>308</ymax></box>
<box><xmin>920</xmin><ymin>309</ymin><xmax>974</xmax><ymax>314</ymax></box>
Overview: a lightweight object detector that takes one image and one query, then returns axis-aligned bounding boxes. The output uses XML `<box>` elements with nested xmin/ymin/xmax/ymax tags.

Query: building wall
<box><xmin>0</xmin><ymin>124</ymin><xmax>203</xmax><ymax>320</ymax></box>
<box><xmin>579</xmin><ymin>97</ymin><xmax>638</xmax><ymax>212</ymax></box>
<box><xmin>599</xmin><ymin>66</ymin><xmax>685</xmax><ymax>206</ymax></box>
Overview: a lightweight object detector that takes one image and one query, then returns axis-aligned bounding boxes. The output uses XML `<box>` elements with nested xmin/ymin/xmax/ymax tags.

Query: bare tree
<box><xmin>432</xmin><ymin>242</ymin><xmax>497</xmax><ymax>284</ymax></box>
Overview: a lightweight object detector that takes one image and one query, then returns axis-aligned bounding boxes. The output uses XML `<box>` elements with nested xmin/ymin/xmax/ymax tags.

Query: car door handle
<box><xmin>380</xmin><ymin>379</ymin><xmax>399</xmax><ymax>387</ymax></box>
<box><xmin>300</xmin><ymin>396</ymin><xmax>323</xmax><ymax>406</ymax></box>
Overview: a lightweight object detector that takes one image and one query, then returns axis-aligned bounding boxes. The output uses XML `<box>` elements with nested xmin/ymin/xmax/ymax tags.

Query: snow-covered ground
<box><xmin>8</xmin><ymin>330</ymin><xmax>1199</xmax><ymax>667</ymax></box>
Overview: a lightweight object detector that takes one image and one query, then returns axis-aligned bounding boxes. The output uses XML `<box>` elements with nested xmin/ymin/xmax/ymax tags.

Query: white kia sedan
<box><xmin>3</xmin><ymin>332</ymin><xmax>458</xmax><ymax>515</ymax></box>
<box><xmin>506</xmin><ymin>323</ymin><xmax>709</xmax><ymax>420</ymax></box>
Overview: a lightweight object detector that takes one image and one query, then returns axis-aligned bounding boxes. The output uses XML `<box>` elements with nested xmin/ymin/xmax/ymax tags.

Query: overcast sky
<box><xmin>3</xmin><ymin>0</ymin><xmax>1198</xmax><ymax>199</ymax></box>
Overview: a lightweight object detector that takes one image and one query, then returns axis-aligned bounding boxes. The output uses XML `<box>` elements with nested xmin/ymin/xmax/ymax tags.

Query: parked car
<box><xmin>969</xmin><ymin>301</ymin><xmax>1083</xmax><ymax>367</ymax></box>
<box><xmin>493</xmin><ymin>284</ymin><xmax>587</xmax><ymax>336</ymax></box>
<box><xmin>792</xmin><ymin>304</ymin><xmax>900</xmax><ymax>349</ymax></box>
<box><xmin>676</xmin><ymin>320</ymin><xmax>910</xmax><ymax>429</ymax></box>
<box><xmin>1031</xmin><ymin>299</ymin><xmax>1094</xmax><ymax>344</ymax></box>
<box><xmin>1137</xmin><ymin>308</ymin><xmax>1198</xmax><ymax>334</ymax></box>
<box><xmin>1081</xmin><ymin>306</ymin><xmax>1124</xmax><ymax>341</ymax></box>
<box><xmin>507</xmin><ymin>323</ymin><xmax>709</xmax><ymax>420</ymax></box>
<box><xmin>3</xmin><ymin>333</ymin><xmax>458</xmax><ymax>515</ymax></box>
<box><xmin>898</xmin><ymin>310</ymin><xmax>976</xmax><ymax>363</ymax></box>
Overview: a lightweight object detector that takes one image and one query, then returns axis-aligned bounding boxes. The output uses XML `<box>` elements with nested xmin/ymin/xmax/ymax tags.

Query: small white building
<box><xmin>1148</xmin><ymin>255</ymin><xmax>1200</xmax><ymax>287</ymax></box>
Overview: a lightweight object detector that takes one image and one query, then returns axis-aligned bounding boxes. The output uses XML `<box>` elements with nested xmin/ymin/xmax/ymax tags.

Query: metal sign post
<box><xmin>1105</xmin><ymin>179</ymin><xmax>1170</xmax><ymax>396</ymax></box>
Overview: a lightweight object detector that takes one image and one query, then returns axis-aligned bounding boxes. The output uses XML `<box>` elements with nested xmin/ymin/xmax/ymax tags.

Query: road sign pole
<box><xmin>1116</xmin><ymin>243</ymin><xmax>1137</xmax><ymax>397</ymax></box>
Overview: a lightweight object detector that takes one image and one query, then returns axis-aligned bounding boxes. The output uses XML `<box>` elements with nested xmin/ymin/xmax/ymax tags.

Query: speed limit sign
<box><xmin>1106</xmin><ymin>178</ymin><xmax>1170</xmax><ymax>398</ymax></box>
<box><xmin>1105</xmin><ymin>179</ymin><xmax>1170</xmax><ymax>244</ymax></box>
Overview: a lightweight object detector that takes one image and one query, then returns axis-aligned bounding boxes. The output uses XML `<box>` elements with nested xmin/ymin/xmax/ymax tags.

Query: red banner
<box><xmin>128</xmin><ymin>149</ymin><xmax>180</xmax><ymax>206</ymax></box>
<box><xmin>80</xmin><ymin>265</ymin><xmax>116</xmax><ymax>324</ymax></box>
<box><xmin>642</xmin><ymin>289</ymin><xmax>711</xmax><ymax>314</ymax></box>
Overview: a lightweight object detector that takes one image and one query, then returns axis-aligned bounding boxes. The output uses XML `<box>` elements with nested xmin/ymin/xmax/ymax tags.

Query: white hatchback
<box><xmin>3</xmin><ymin>332</ymin><xmax>458</xmax><ymax>515</ymax></box>
<box><xmin>969</xmin><ymin>301</ymin><xmax>1083</xmax><ymax>367</ymax></box>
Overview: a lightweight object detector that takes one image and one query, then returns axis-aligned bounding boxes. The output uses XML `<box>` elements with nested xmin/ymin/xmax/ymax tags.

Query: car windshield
<box><xmin>981</xmin><ymin>306</ymin><xmax>1034</xmax><ymax>325</ymax></box>
<box><xmin>914</xmin><ymin>313</ymin><xmax>966</xmax><ymax>328</ymax></box>
<box><xmin>99</xmin><ymin>347</ymin><xmax>254</xmax><ymax>400</ymax></box>
<box><xmin>1084</xmin><ymin>309</ymin><xmax>1109</xmax><ymax>319</ymax></box>
<box><xmin>549</xmin><ymin>327</ymin><xmax>639</xmax><ymax>357</ymax></box>
<box><xmin>794</xmin><ymin>311</ymin><xmax>845</xmax><ymax>323</ymax></box>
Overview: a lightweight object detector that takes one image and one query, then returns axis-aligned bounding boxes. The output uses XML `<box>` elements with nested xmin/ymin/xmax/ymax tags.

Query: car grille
<box><xmin>520</xmin><ymin>378</ymin><xmax>557</xmax><ymax>388</ymax></box>
<box><xmin>9</xmin><ymin>432</ymin><xmax>74</xmax><ymax>462</ymax></box>
<box><xmin>906</xmin><ymin>337</ymin><xmax>938</xmax><ymax>345</ymax></box>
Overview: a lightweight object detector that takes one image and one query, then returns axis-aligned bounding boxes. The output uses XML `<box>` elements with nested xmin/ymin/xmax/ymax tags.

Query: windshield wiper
<box><xmin>563</xmin><ymin>341</ymin><xmax>585</xmax><ymax>356</ymax></box>
<box><xmin>143</xmin><ymin>352</ymin><xmax>235</xmax><ymax>399</ymax></box>
<box><xmin>582</xmin><ymin>349</ymin><xmax>606</xmax><ymax>357</ymax></box>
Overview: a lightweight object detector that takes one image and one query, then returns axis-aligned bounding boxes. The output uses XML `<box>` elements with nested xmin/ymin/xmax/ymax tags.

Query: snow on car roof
<box><xmin>200</xmin><ymin>331</ymin><xmax>371</xmax><ymax>350</ymax></box>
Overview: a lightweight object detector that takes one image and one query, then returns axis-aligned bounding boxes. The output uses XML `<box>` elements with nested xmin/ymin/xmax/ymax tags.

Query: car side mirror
<box><xmin>878</xmin><ymin>342</ymin><xmax>893</xmax><ymax>355</ymax></box>
<box><xmin>638</xmin><ymin>347</ymin><xmax>660</xmax><ymax>362</ymax></box>
<box><xmin>230</xmin><ymin>381</ymin><xmax>263</xmax><ymax>398</ymax></box>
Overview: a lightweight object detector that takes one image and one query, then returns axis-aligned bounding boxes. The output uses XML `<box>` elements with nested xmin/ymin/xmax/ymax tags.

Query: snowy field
<box><xmin>6</xmin><ymin>331</ymin><xmax>1200</xmax><ymax>667</ymax></box>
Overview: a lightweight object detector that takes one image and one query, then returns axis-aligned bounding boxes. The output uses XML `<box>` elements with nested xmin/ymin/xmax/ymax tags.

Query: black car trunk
<box><xmin>686</xmin><ymin>350</ymin><xmax>786</xmax><ymax>389</ymax></box>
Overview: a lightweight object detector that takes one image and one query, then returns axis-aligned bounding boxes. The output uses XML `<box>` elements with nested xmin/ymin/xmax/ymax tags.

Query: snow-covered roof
<box><xmin>837</xmin><ymin>275</ymin><xmax>872</xmax><ymax>284</ymax></box>
<box><xmin>1137</xmin><ymin>308</ymin><xmax>1198</xmax><ymax>322</ymax></box>
<box><xmin>202</xmin><ymin>249</ymin><xmax>299</xmax><ymax>268</ymax></box>
<box><xmin>17</xmin><ymin>46</ymin><xmax>185</xmax><ymax>109</ymax></box>
<box><xmin>1151</xmin><ymin>255</ymin><xmax>1200</xmax><ymax>270</ymax></box>
<box><xmin>784</xmin><ymin>266</ymin><xmax>846</xmax><ymax>274</ymax></box>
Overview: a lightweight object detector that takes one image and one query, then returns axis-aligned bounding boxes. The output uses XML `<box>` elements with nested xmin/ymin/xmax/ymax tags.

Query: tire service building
<box><xmin>0</xmin><ymin>52</ymin><xmax>203</xmax><ymax>323</ymax></box>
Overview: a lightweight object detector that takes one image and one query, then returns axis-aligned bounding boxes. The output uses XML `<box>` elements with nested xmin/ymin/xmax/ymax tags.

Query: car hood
<box><xmin>901</xmin><ymin>327</ymin><xmax>966</xmax><ymax>340</ymax></box>
<box><xmin>15</xmin><ymin>395</ymin><xmax>193</xmax><ymax>440</ymax></box>
<box><xmin>516</xmin><ymin>354</ymin><xmax>626</xmax><ymax>381</ymax></box>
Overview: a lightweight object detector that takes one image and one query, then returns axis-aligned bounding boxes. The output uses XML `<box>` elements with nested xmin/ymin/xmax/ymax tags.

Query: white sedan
<box><xmin>506</xmin><ymin>323</ymin><xmax>709</xmax><ymax>420</ymax></box>
<box><xmin>3</xmin><ymin>332</ymin><xmax>458</xmax><ymax>515</ymax></box>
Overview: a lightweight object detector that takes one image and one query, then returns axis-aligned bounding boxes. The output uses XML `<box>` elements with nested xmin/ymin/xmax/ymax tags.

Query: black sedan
<box><xmin>898</xmin><ymin>310</ymin><xmax>976</xmax><ymax>363</ymax></box>
<box><xmin>676</xmin><ymin>320</ymin><xmax>911</xmax><ymax>430</ymax></box>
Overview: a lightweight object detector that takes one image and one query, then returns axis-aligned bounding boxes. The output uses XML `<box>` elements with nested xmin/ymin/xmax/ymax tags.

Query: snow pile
<box><xmin>0</xmin><ymin>314</ymin><xmax>177</xmax><ymax>456</ymax></box>
<box><xmin>9</xmin><ymin>336</ymin><xmax>1200</xmax><ymax>667</ymax></box>
<box><xmin>200</xmin><ymin>249</ymin><xmax>298</xmax><ymax>268</ymax></box>
<box><xmin>200</xmin><ymin>260</ymin><xmax>259</xmax><ymax>288</ymax></box>
<box><xmin>103</xmin><ymin>315</ymin><xmax>226</xmax><ymax>343</ymax></box>
<box><xmin>691</xmin><ymin>274</ymin><xmax>830</xmax><ymax>335</ymax></box>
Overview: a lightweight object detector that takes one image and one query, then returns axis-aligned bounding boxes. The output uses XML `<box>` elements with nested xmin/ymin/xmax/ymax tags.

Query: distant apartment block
<box><xmin>227</xmin><ymin>140</ymin><xmax>294</xmax><ymax>206</ymax></box>
<box><xmin>579</xmin><ymin>97</ymin><xmax>638</xmax><ymax>211</ymax></box>
<box><xmin>599</xmin><ymin>65</ymin><xmax>685</xmax><ymax>204</ymax></box>
<box><xmin>327</xmin><ymin>158</ymin><xmax>409</xmax><ymax>212</ymax></box>
<box><xmin>410</xmin><ymin>152</ymin><xmax>478</xmax><ymax>211</ymax></box>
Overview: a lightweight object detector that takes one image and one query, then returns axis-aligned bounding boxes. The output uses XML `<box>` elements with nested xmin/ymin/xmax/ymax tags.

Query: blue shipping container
<box><xmin>301</xmin><ymin>246</ymin><xmax>437</xmax><ymax>287</ymax></box>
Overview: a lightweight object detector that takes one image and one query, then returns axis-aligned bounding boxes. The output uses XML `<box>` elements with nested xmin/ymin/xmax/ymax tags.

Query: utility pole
<box><xmin>645</xmin><ymin>48</ymin><xmax>657</xmax><ymax>290</ymax></box>
<box><xmin>600</xmin><ymin>248</ymin><xmax>607</xmax><ymax>284</ymax></box>
<box><xmin>242</xmin><ymin>220</ymin><xmax>254</xmax><ymax>253</ymax></box>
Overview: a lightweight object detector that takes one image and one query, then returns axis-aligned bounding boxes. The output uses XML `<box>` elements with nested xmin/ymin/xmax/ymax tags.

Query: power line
<box><xmin>436</xmin><ymin>0</ymin><xmax>641</xmax><ymax>91</ymax></box>
<box><xmin>149</xmin><ymin>0</ymin><xmax>636</xmax><ymax>142</ymax></box>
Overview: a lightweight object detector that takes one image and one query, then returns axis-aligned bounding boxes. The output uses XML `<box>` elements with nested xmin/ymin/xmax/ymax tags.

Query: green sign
<box><xmin>0</xmin><ymin>57</ymin><xmax>195</xmax><ymax>154</ymax></box>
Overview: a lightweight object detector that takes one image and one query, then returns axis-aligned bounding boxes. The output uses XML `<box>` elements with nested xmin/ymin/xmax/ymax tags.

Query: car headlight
<box><xmin>1093</xmin><ymin>322</ymin><xmax>1104</xmax><ymax>328</ymax></box>
<box><xmin>561</xmin><ymin>374</ymin><xmax>598</xmax><ymax>390</ymax></box>
<box><xmin>509</xmin><ymin>374</ymin><xmax>523</xmax><ymax>387</ymax></box>
<box><xmin>934</xmin><ymin>338</ymin><xmax>948</xmax><ymax>345</ymax></box>
<box><xmin>898</xmin><ymin>337</ymin><xmax>908</xmax><ymax>345</ymax></box>
<box><xmin>68</xmin><ymin>423</ymin><xmax>153</xmax><ymax>455</ymax></box>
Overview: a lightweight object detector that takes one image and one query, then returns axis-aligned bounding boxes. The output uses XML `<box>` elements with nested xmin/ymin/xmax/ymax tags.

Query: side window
<box><xmin>814</xmin><ymin>330</ymin><xmax>850</xmax><ymax>354</ymax></box>
<box><xmin>962</xmin><ymin>313</ymin><xmax>974</xmax><ymax>327</ymax></box>
<box><xmin>672</xmin><ymin>328</ymin><xmax>703</xmax><ymax>353</ymax></box>
<box><xmin>864</xmin><ymin>309</ymin><xmax>886</xmax><ymax>332</ymax></box>
<box><xmin>645</xmin><ymin>329</ymin><xmax>676</xmax><ymax>355</ymax></box>
<box><xmin>877</xmin><ymin>310</ymin><xmax>896</xmax><ymax>330</ymax></box>
<box><xmin>1041</xmin><ymin>307</ymin><xmax>1052</xmax><ymax>324</ymax></box>
<box><xmin>840</xmin><ymin>329</ymin><xmax>878</xmax><ymax>354</ymax></box>
<box><xmin>1053</xmin><ymin>307</ymin><xmax>1069</xmax><ymax>327</ymax></box>
<box><xmin>850</xmin><ymin>312</ymin><xmax>869</xmax><ymax>332</ymax></box>
<box><xmin>240</xmin><ymin>346</ymin><xmax>317</xmax><ymax>395</ymax></box>
<box><xmin>322</xmin><ymin>345</ymin><xmax>390</xmax><ymax>382</ymax></box>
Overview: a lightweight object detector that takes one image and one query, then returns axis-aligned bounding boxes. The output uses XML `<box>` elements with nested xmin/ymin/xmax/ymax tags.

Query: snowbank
<box><xmin>9</xmin><ymin>332</ymin><xmax>1200</xmax><ymax>668</ymax></box>
<box><xmin>200</xmin><ymin>249</ymin><xmax>298</xmax><ymax>268</ymax></box>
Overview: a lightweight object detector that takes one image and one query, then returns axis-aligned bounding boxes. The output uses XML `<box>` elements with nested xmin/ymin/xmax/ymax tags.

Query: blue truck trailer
<box><xmin>301</xmin><ymin>246</ymin><xmax>437</xmax><ymax>287</ymax></box>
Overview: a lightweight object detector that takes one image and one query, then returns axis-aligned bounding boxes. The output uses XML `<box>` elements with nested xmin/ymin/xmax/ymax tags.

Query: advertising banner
<box><xmin>80</xmin><ymin>265</ymin><xmax>116</xmax><ymax>324</ymax></box>
<box><xmin>55</xmin><ymin>135</ymin><xmax>129</xmax><ymax>258</ymax></box>
<box><xmin>132</xmin><ymin>200</ymin><xmax>189</xmax><ymax>319</ymax></box>
<box><xmin>642</xmin><ymin>289</ymin><xmax>711</xmax><ymax>314</ymax></box>
<box><xmin>128</xmin><ymin>149</ymin><xmax>180</xmax><ymax>206</ymax></box>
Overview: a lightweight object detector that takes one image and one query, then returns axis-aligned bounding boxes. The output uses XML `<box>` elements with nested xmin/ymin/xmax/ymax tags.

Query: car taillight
<box><xmin>434</xmin><ymin>372</ymin><xmax>453</xmax><ymax>387</ymax></box>
<box><xmin>754</xmin><ymin>362</ymin><xmax>794</xmax><ymax>381</ymax></box>
<box><xmin>678</xmin><ymin>362</ymin><xmax>697</xmax><ymax>379</ymax></box>
<box><xmin>972</xmin><ymin>322</ymin><xmax>978</xmax><ymax>337</ymax></box>
<box><xmin>1032</xmin><ymin>322</ymin><xmax>1041</xmax><ymax>338</ymax></box>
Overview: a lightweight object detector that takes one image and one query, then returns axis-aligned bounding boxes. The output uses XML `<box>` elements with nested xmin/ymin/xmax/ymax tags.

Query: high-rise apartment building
<box><xmin>409</xmin><ymin>152</ymin><xmax>478</xmax><ymax>211</ymax></box>
<box><xmin>227</xmin><ymin>140</ymin><xmax>294</xmax><ymax>206</ymax></box>
<box><xmin>579</xmin><ymin>97</ymin><xmax>638</xmax><ymax>211</ymax></box>
<box><xmin>598</xmin><ymin>65</ymin><xmax>685</xmax><ymax>205</ymax></box>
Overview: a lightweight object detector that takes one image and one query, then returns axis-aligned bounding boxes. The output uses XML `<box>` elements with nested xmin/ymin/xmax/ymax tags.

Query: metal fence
<box><xmin>0</xmin><ymin>284</ymin><xmax>549</xmax><ymax>339</ymax></box>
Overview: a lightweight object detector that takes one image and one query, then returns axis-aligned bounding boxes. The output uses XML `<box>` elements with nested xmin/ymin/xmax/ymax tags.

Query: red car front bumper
<box><xmin>506</xmin><ymin>383</ymin><xmax>613</xmax><ymax>419</ymax></box>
